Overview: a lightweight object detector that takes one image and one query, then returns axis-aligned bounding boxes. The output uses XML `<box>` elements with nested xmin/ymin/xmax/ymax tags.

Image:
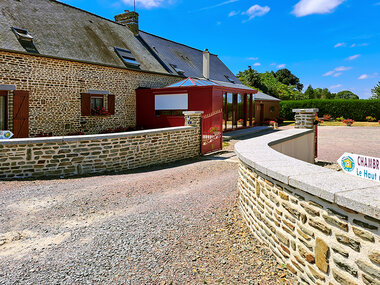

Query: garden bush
<box><xmin>280</xmin><ymin>99</ymin><xmax>380</xmax><ymax>121</ymax></box>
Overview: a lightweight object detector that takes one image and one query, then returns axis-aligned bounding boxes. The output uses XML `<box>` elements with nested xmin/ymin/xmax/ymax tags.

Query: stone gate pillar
<box><xmin>183</xmin><ymin>111</ymin><xmax>203</xmax><ymax>154</ymax></box>
<box><xmin>293</xmin><ymin>108</ymin><xmax>319</xmax><ymax>129</ymax></box>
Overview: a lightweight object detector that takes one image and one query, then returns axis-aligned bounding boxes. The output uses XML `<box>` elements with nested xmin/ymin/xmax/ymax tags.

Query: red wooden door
<box><xmin>13</xmin><ymin>90</ymin><xmax>29</xmax><ymax>138</ymax></box>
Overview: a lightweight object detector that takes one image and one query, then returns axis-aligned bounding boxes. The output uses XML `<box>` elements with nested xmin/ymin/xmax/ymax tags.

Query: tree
<box><xmin>304</xmin><ymin>85</ymin><xmax>315</xmax><ymax>99</ymax></box>
<box><xmin>336</xmin><ymin>90</ymin><xmax>359</xmax><ymax>100</ymax></box>
<box><xmin>371</xmin><ymin>81</ymin><xmax>380</xmax><ymax>99</ymax></box>
<box><xmin>237</xmin><ymin>67</ymin><xmax>302</xmax><ymax>100</ymax></box>
<box><xmin>237</xmin><ymin>66</ymin><xmax>260</xmax><ymax>88</ymax></box>
<box><xmin>274</xmin><ymin>68</ymin><xmax>304</xmax><ymax>91</ymax></box>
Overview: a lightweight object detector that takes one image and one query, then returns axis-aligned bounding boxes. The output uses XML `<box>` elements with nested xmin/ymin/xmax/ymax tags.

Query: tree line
<box><xmin>237</xmin><ymin>66</ymin><xmax>380</xmax><ymax>100</ymax></box>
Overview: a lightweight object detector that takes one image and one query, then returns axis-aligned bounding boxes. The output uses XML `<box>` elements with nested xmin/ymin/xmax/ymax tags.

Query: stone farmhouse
<box><xmin>0</xmin><ymin>0</ymin><xmax>279</xmax><ymax>138</ymax></box>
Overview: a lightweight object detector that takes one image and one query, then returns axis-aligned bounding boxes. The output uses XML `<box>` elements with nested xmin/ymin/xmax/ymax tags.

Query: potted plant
<box><xmin>91</xmin><ymin>107</ymin><xmax>111</xmax><ymax>116</ymax></box>
<box><xmin>343</xmin><ymin>119</ymin><xmax>354</xmax><ymax>126</ymax></box>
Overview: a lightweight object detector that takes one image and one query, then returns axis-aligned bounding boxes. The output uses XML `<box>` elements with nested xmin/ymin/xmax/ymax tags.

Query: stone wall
<box><xmin>0</xmin><ymin>51</ymin><xmax>180</xmax><ymax>136</ymax></box>
<box><xmin>235</xmin><ymin>129</ymin><xmax>380</xmax><ymax>285</ymax></box>
<box><xmin>0</xmin><ymin>112</ymin><xmax>201</xmax><ymax>180</ymax></box>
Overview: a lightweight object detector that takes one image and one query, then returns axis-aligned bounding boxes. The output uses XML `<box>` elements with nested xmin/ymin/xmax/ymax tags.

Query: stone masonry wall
<box><xmin>238</xmin><ymin>162</ymin><xmax>380</xmax><ymax>285</ymax></box>
<box><xmin>0</xmin><ymin>113</ymin><xmax>201</xmax><ymax>179</ymax></box>
<box><xmin>0</xmin><ymin>51</ymin><xmax>180</xmax><ymax>136</ymax></box>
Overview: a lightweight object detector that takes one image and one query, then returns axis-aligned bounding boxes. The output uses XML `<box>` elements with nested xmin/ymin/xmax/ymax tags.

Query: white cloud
<box><xmin>277</xmin><ymin>64</ymin><xmax>286</xmax><ymax>69</ymax></box>
<box><xmin>358</xmin><ymin>73</ymin><xmax>378</xmax><ymax>80</ymax></box>
<box><xmin>350</xmin><ymin>43</ymin><xmax>356</xmax><ymax>48</ymax></box>
<box><xmin>122</xmin><ymin>0</ymin><xmax>165</xmax><ymax>9</ymax></box>
<box><xmin>323</xmin><ymin>66</ymin><xmax>352</xmax><ymax>77</ymax></box>
<box><xmin>346</xmin><ymin>54</ymin><xmax>360</xmax><ymax>61</ymax></box>
<box><xmin>292</xmin><ymin>0</ymin><xmax>345</xmax><ymax>17</ymax></box>
<box><xmin>375</xmin><ymin>2</ymin><xmax>380</xmax><ymax>6</ymax></box>
<box><xmin>270</xmin><ymin>63</ymin><xmax>276</xmax><ymax>66</ymax></box>
<box><xmin>334</xmin><ymin>42</ymin><xmax>346</xmax><ymax>48</ymax></box>
<box><xmin>359</xmin><ymin>43</ymin><xmax>369</xmax><ymax>47</ymax></box>
<box><xmin>330</xmin><ymin>84</ymin><xmax>342</xmax><ymax>89</ymax></box>
<box><xmin>247</xmin><ymin>57</ymin><xmax>259</xmax><ymax>60</ymax></box>
<box><xmin>335</xmin><ymin>66</ymin><xmax>352</xmax><ymax>71</ymax></box>
<box><xmin>196</xmin><ymin>0</ymin><xmax>239</xmax><ymax>12</ymax></box>
<box><xmin>253</xmin><ymin>62</ymin><xmax>261</xmax><ymax>66</ymax></box>
<box><xmin>358</xmin><ymin>74</ymin><xmax>369</xmax><ymax>80</ymax></box>
<box><xmin>323</xmin><ymin>70</ymin><xmax>335</xmax><ymax>76</ymax></box>
<box><xmin>228</xmin><ymin>10</ymin><xmax>239</xmax><ymax>17</ymax></box>
<box><xmin>244</xmin><ymin>5</ymin><xmax>270</xmax><ymax>21</ymax></box>
<box><xmin>216</xmin><ymin>21</ymin><xmax>222</xmax><ymax>25</ymax></box>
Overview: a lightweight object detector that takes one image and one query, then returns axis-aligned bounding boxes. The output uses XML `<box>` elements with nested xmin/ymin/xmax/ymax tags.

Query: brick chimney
<box><xmin>115</xmin><ymin>10</ymin><xmax>139</xmax><ymax>35</ymax></box>
<box><xmin>203</xmin><ymin>49</ymin><xmax>210</xmax><ymax>80</ymax></box>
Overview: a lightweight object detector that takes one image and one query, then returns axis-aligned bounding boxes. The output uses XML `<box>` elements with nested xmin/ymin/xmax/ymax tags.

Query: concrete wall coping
<box><xmin>235</xmin><ymin>129</ymin><xmax>380</xmax><ymax>220</ymax></box>
<box><xmin>183</xmin><ymin>111</ymin><xmax>204</xmax><ymax>115</ymax></box>
<box><xmin>292</xmin><ymin>108</ymin><xmax>319</xmax><ymax>113</ymax></box>
<box><xmin>0</xmin><ymin>126</ymin><xmax>195</xmax><ymax>145</ymax></box>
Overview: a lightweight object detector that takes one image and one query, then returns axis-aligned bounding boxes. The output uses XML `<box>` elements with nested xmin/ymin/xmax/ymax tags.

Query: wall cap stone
<box><xmin>234</xmin><ymin>129</ymin><xmax>380</xmax><ymax>220</ymax></box>
<box><xmin>183</xmin><ymin>111</ymin><xmax>204</xmax><ymax>115</ymax></box>
<box><xmin>292</xmin><ymin>108</ymin><xmax>319</xmax><ymax>113</ymax></box>
<box><xmin>0</xmin><ymin>126</ymin><xmax>195</xmax><ymax>145</ymax></box>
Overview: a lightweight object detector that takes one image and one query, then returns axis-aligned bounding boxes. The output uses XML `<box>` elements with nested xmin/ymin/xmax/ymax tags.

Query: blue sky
<box><xmin>61</xmin><ymin>0</ymin><xmax>380</xmax><ymax>98</ymax></box>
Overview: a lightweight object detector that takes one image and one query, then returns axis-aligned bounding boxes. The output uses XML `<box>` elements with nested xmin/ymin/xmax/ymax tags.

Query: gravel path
<box><xmin>0</xmin><ymin>157</ymin><xmax>296</xmax><ymax>284</ymax></box>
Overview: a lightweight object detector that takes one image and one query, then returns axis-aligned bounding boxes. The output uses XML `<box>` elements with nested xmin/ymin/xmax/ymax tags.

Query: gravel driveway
<box><xmin>0</xmin><ymin>155</ymin><xmax>295</xmax><ymax>284</ymax></box>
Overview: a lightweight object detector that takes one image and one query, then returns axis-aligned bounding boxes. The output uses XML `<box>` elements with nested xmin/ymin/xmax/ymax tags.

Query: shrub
<box><xmin>66</xmin><ymin>131</ymin><xmax>85</xmax><ymax>136</ymax></box>
<box><xmin>343</xmin><ymin>119</ymin><xmax>354</xmax><ymax>126</ymax></box>
<box><xmin>366</xmin><ymin>116</ymin><xmax>377</xmax><ymax>122</ymax></box>
<box><xmin>101</xmin><ymin>126</ymin><xmax>136</xmax><ymax>134</ymax></box>
<box><xmin>35</xmin><ymin>132</ymin><xmax>52</xmax><ymax>137</ymax></box>
<box><xmin>280</xmin><ymin>99</ymin><xmax>380</xmax><ymax>121</ymax></box>
<box><xmin>336</xmin><ymin>116</ymin><xmax>345</xmax><ymax>122</ymax></box>
<box><xmin>323</xmin><ymin>114</ymin><xmax>331</xmax><ymax>121</ymax></box>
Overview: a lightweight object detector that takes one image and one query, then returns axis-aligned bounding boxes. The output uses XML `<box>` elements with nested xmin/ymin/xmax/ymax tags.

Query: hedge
<box><xmin>280</xmin><ymin>99</ymin><xmax>380</xmax><ymax>121</ymax></box>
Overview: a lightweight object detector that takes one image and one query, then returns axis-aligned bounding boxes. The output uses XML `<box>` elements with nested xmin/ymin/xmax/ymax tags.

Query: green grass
<box><xmin>280</xmin><ymin>120</ymin><xmax>380</xmax><ymax>127</ymax></box>
<box><xmin>320</xmin><ymin>121</ymin><xmax>380</xmax><ymax>127</ymax></box>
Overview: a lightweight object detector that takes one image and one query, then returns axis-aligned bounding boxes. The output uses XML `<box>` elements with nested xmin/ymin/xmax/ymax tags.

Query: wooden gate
<box><xmin>201</xmin><ymin>110</ymin><xmax>223</xmax><ymax>155</ymax></box>
<box><xmin>13</xmin><ymin>90</ymin><xmax>29</xmax><ymax>138</ymax></box>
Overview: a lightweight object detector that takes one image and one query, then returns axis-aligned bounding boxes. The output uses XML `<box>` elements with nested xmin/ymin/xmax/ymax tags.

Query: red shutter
<box><xmin>108</xmin><ymin>94</ymin><xmax>115</xmax><ymax>115</ymax></box>
<box><xmin>13</xmin><ymin>90</ymin><xmax>29</xmax><ymax>138</ymax></box>
<box><xmin>81</xmin><ymin>93</ymin><xmax>91</xmax><ymax>116</ymax></box>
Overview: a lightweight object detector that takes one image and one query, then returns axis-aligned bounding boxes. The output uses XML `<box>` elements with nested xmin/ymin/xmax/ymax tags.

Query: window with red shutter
<box><xmin>108</xmin><ymin>94</ymin><xmax>115</xmax><ymax>115</ymax></box>
<box><xmin>81</xmin><ymin>93</ymin><xmax>91</xmax><ymax>116</ymax></box>
<box><xmin>0</xmin><ymin>91</ymin><xmax>8</xmax><ymax>130</ymax></box>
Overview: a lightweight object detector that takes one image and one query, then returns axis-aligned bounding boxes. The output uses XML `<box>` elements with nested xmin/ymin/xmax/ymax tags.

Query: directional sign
<box><xmin>338</xmin><ymin>152</ymin><xmax>380</xmax><ymax>183</ymax></box>
<box><xmin>0</xmin><ymin>130</ymin><xmax>13</xmax><ymax>139</ymax></box>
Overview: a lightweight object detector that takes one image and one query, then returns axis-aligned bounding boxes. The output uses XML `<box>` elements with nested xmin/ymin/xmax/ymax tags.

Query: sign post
<box><xmin>0</xmin><ymin>130</ymin><xmax>13</xmax><ymax>139</ymax></box>
<box><xmin>338</xmin><ymin>152</ymin><xmax>380</xmax><ymax>183</ymax></box>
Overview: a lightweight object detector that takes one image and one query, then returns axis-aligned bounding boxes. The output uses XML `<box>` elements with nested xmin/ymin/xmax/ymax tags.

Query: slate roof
<box><xmin>0</xmin><ymin>0</ymin><xmax>167</xmax><ymax>73</ymax></box>
<box><xmin>254</xmin><ymin>91</ymin><xmax>281</xmax><ymax>101</ymax></box>
<box><xmin>139</xmin><ymin>31</ymin><xmax>241</xmax><ymax>83</ymax></box>
<box><xmin>0</xmin><ymin>0</ymin><xmax>242</xmax><ymax>84</ymax></box>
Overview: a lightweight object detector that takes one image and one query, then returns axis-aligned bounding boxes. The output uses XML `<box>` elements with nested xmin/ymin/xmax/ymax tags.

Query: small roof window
<box><xmin>11</xmin><ymin>27</ymin><xmax>33</xmax><ymax>41</ymax></box>
<box><xmin>114</xmin><ymin>47</ymin><xmax>140</xmax><ymax>68</ymax></box>
<box><xmin>225</xmin><ymin>75</ymin><xmax>235</xmax><ymax>83</ymax></box>
<box><xmin>11</xmin><ymin>27</ymin><xmax>39</xmax><ymax>54</ymax></box>
<box><xmin>170</xmin><ymin>64</ymin><xmax>185</xmax><ymax>76</ymax></box>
